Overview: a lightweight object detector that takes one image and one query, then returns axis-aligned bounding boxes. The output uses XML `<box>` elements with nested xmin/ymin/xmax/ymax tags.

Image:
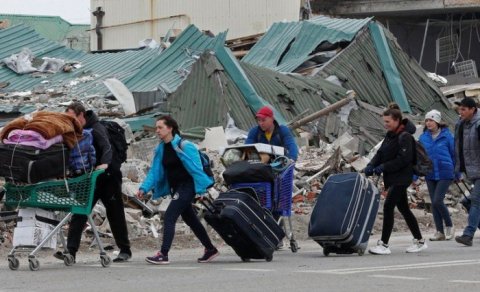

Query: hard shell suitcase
<box><xmin>203</xmin><ymin>189</ymin><xmax>285</xmax><ymax>262</ymax></box>
<box><xmin>308</xmin><ymin>172</ymin><xmax>380</xmax><ymax>256</ymax></box>
<box><xmin>0</xmin><ymin>143</ymin><xmax>70</xmax><ymax>184</ymax></box>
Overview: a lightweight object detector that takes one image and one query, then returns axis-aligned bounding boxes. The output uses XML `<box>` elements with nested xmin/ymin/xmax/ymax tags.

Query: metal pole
<box><xmin>419</xmin><ymin>18</ymin><xmax>430</xmax><ymax>66</ymax></box>
<box><xmin>288</xmin><ymin>92</ymin><xmax>355</xmax><ymax>130</ymax></box>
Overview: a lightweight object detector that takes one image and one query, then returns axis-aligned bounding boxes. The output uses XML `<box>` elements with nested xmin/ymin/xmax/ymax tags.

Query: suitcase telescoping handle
<box><xmin>198</xmin><ymin>196</ymin><xmax>223</xmax><ymax>214</ymax></box>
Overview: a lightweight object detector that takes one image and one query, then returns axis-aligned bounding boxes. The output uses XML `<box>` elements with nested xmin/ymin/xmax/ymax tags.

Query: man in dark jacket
<box><xmin>57</xmin><ymin>102</ymin><xmax>132</xmax><ymax>262</ymax></box>
<box><xmin>454</xmin><ymin>97</ymin><xmax>480</xmax><ymax>246</ymax></box>
<box><xmin>245</xmin><ymin>106</ymin><xmax>298</xmax><ymax>161</ymax></box>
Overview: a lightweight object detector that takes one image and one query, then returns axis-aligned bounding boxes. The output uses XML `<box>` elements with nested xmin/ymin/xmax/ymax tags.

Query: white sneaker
<box><xmin>406</xmin><ymin>239</ymin><xmax>428</xmax><ymax>253</ymax></box>
<box><xmin>368</xmin><ymin>240</ymin><xmax>391</xmax><ymax>255</ymax></box>
<box><xmin>445</xmin><ymin>226</ymin><xmax>455</xmax><ymax>240</ymax></box>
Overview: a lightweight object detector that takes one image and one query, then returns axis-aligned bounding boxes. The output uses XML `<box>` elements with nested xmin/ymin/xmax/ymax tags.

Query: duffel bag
<box><xmin>223</xmin><ymin>160</ymin><xmax>274</xmax><ymax>185</ymax></box>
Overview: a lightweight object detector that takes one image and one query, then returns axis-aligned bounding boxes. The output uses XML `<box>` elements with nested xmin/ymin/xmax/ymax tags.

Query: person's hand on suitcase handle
<box><xmin>364</xmin><ymin>165</ymin><xmax>374</xmax><ymax>177</ymax></box>
<box><xmin>364</xmin><ymin>164</ymin><xmax>383</xmax><ymax>176</ymax></box>
<box><xmin>136</xmin><ymin>189</ymin><xmax>145</xmax><ymax>200</ymax></box>
<box><xmin>373</xmin><ymin>165</ymin><xmax>383</xmax><ymax>175</ymax></box>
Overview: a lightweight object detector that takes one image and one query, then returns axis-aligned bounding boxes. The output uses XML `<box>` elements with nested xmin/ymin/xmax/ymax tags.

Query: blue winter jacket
<box><xmin>139</xmin><ymin>134</ymin><xmax>214</xmax><ymax>199</ymax></box>
<box><xmin>245</xmin><ymin>121</ymin><xmax>298</xmax><ymax>160</ymax></box>
<box><xmin>69</xmin><ymin>129</ymin><xmax>96</xmax><ymax>174</ymax></box>
<box><xmin>418</xmin><ymin>127</ymin><xmax>458</xmax><ymax>181</ymax></box>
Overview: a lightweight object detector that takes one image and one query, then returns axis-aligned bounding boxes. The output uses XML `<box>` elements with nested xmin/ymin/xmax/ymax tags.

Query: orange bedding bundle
<box><xmin>0</xmin><ymin>111</ymin><xmax>83</xmax><ymax>148</ymax></box>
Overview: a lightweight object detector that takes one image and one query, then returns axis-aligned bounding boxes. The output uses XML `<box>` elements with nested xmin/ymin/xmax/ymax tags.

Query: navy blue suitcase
<box><xmin>203</xmin><ymin>189</ymin><xmax>285</xmax><ymax>262</ymax></box>
<box><xmin>308</xmin><ymin>172</ymin><xmax>380</xmax><ymax>256</ymax></box>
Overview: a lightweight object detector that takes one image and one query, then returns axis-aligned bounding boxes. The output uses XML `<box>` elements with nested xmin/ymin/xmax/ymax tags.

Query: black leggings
<box><xmin>161</xmin><ymin>181</ymin><xmax>214</xmax><ymax>256</ymax></box>
<box><xmin>381</xmin><ymin>184</ymin><xmax>423</xmax><ymax>244</ymax></box>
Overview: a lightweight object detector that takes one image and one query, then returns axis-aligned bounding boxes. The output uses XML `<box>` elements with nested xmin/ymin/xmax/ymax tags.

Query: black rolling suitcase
<box><xmin>0</xmin><ymin>143</ymin><xmax>70</xmax><ymax>184</ymax></box>
<box><xmin>202</xmin><ymin>189</ymin><xmax>285</xmax><ymax>262</ymax></box>
<box><xmin>308</xmin><ymin>172</ymin><xmax>380</xmax><ymax>256</ymax></box>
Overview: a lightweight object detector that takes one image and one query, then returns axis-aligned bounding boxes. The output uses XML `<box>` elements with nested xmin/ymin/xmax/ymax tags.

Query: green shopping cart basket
<box><xmin>5</xmin><ymin>170</ymin><xmax>104</xmax><ymax>215</ymax></box>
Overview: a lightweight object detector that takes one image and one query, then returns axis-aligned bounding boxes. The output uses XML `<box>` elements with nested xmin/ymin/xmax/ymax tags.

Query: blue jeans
<box><xmin>426</xmin><ymin>179</ymin><xmax>453</xmax><ymax>233</ymax></box>
<box><xmin>464</xmin><ymin>179</ymin><xmax>480</xmax><ymax>237</ymax></box>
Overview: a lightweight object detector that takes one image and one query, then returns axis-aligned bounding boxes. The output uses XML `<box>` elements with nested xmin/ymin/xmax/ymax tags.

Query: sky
<box><xmin>0</xmin><ymin>0</ymin><xmax>91</xmax><ymax>24</ymax></box>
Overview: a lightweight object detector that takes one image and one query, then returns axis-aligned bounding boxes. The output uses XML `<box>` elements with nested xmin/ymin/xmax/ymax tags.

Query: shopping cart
<box><xmin>231</xmin><ymin>161</ymin><xmax>298</xmax><ymax>252</ymax></box>
<box><xmin>4</xmin><ymin>170</ymin><xmax>111</xmax><ymax>271</ymax></box>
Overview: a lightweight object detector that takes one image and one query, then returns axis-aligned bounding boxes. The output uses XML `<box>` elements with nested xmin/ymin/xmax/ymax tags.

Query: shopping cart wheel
<box><xmin>8</xmin><ymin>257</ymin><xmax>20</xmax><ymax>270</ymax></box>
<box><xmin>323</xmin><ymin>248</ymin><xmax>330</xmax><ymax>257</ymax></box>
<box><xmin>100</xmin><ymin>255</ymin><xmax>111</xmax><ymax>267</ymax></box>
<box><xmin>290</xmin><ymin>240</ymin><xmax>299</xmax><ymax>253</ymax></box>
<box><xmin>28</xmin><ymin>258</ymin><xmax>40</xmax><ymax>271</ymax></box>
<box><xmin>64</xmin><ymin>254</ymin><xmax>75</xmax><ymax>266</ymax></box>
<box><xmin>241</xmin><ymin>257</ymin><xmax>250</xmax><ymax>262</ymax></box>
<box><xmin>265</xmin><ymin>256</ymin><xmax>273</xmax><ymax>262</ymax></box>
<box><xmin>358</xmin><ymin>249</ymin><xmax>365</xmax><ymax>256</ymax></box>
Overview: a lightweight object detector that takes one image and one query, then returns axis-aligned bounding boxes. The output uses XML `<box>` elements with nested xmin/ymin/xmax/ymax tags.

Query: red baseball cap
<box><xmin>256</xmin><ymin>106</ymin><xmax>274</xmax><ymax>119</ymax></box>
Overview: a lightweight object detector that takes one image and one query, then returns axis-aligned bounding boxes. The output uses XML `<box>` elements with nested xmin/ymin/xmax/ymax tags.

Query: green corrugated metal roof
<box><xmin>0</xmin><ymin>24</ymin><xmax>85</xmax><ymax>61</ymax></box>
<box><xmin>214</xmin><ymin>40</ymin><xmax>287</xmax><ymax>125</ymax></box>
<box><xmin>369</xmin><ymin>22</ymin><xmax>411</xmax><ymax>113</ymax></box>
<box><xmin>1</xmin><ymin>24</ymin><xmax>227</xmax><ymax>98</ymax></box>
<box><xmin>0</xmin><ymin>24</ymin><xmax>166</xmax><ymax>97</ymax></box>
<box><xmin>319</xmin><ymin>24</ymin><xmax>454</xmax><ymax>122</ymax></box>
<box><xmin>167</xmin><ymin>52</ymin><xmax>348</xmax><ymax>132</ymax></box>
<box><xmin>242</xmin><ymin>15</ymin><xmax>372</xmax><ymax>72</ymax></box>
<box><xmin>124</xmin><ymin>25</ymin><xmax>227</xmax><ymax>94</ymax></box>
<box><xmin>0</xmin><ymin>14</ymin><xmax>89</xmax><ymax>51</ymax></box>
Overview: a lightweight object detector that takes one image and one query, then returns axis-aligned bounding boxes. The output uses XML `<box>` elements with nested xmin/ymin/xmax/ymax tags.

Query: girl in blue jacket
<box><xmin>418</xmin><ymin>110</ymin><xmax>457</xmax><ymax>241</ymax></box>
<box><xmin>137</xmin><ymin>116</ymin><xmax>218</xmax><ymax>264</ymax></box>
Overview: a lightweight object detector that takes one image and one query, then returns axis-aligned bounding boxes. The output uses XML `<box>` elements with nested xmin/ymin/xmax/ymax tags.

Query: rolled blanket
<box><xmin>0</xmin><ymin>112</ymin><xmax>83</xmax><ymax>148</ymax></box>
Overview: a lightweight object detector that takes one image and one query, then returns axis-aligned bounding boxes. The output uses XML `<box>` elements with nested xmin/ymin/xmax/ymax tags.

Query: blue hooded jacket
<box><xmin>418</xmin><ymin>127</ymin><xmax>457</xmax><ymax>181</ymax></box>
<box><xmin>139</xmin><ymin>134</ymin><xmax>214</xmax><ymax>199</ymax></box>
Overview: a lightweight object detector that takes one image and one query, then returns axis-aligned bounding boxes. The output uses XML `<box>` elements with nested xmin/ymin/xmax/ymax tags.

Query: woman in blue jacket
<box><xmin>136</xmin><ymin>116</ymin><xmax>218</xmax><ymax>264</ymax></box>
<box><xmin>418</xmin><ymin>110</ymin><xmax>457</xmax><ymax>241</ymax></box>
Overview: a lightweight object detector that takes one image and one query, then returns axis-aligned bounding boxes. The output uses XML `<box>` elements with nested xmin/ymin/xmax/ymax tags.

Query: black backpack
<box><xmin>179</xmin><ymin>139</ymin><xmax>214</xmax><ymax>188</ymax></box>
<box><xmin>400</xmin><ymin>132</ymin><xmax>433</xmax><ymax>176</ymax></box>
<box><xmin>99</xmin><ymin>120</ymin><xmax>128</xmax><ymax>167</ymax></box>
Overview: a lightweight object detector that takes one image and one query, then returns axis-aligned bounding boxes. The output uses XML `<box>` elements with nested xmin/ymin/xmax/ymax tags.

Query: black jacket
<box><xmin>84</xmin><ymin>110</ymin><xmax>113</xmax><ymax>168</ymax></box>
<box><xmin>369</xmin><ymin>119</ymin><xmax>416</xmax><ymax>187</ymax></box>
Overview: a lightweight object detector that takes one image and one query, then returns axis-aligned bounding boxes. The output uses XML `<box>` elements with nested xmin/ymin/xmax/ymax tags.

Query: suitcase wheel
<box><xmin>241</xmin><ymin>257</ymin><xmax>250</xmax><ymax>262</ymax></box>
<box><xmin>323</xmin><ymin>248</ymin><xmax>330</xmax><ymax>257</ymax></box>
<box><xmin>265</xmin><ymin>256</ymin><xmax>273</xmax><ymax>262</ymax></box>
<box><xmin>290</xmin><ymin>240</ymin><xmax>299</xmax><ymax>253</ymax></box>
<box><xmin>358</xmin><ymin>249</ymin><xmax>365</xmax><ymax>256</ymax></box>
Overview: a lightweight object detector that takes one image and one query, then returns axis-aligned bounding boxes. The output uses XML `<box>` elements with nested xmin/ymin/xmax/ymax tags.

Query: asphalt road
<box><xmin>1</xmin><ymin>233</ymin><xmax>480</xmax><ymax>292</ymax></box>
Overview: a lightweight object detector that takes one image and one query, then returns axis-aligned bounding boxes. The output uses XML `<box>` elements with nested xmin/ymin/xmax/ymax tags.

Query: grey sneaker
<box><xmin>445</xmin><ymin>226</ymin><xmax>455</xmax><ymax>240</ymax></box>
<box><xmin>429</xmin><ymin>231</ymin><xmax>446</xmax><ymax>241</ymax></box>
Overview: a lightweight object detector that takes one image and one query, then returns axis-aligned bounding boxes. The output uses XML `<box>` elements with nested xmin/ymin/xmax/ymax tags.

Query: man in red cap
<box><xmin>245</xmin><ymin>106</ymin><xmax>298</xmax><ymax>161</ymax></box>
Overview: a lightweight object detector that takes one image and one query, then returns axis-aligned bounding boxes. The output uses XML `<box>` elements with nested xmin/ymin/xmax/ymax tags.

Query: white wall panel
<box><xmin>91</xmin><ymin>0</ymin><xmax>301</xmax><ymax>50</ymax></box>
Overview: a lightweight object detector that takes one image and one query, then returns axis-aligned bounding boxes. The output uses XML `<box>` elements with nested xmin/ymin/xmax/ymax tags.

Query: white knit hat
<box><xmin>425</xmin><ymin>109</ymin><xmax>441</xmax><ymax>124</ymax></box>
